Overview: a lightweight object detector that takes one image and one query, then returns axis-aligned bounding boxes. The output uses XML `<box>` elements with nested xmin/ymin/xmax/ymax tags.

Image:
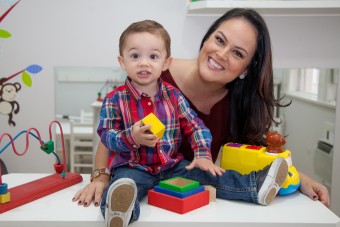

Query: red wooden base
<box><xmin>0</xmin><ymin>172</ymin><xmax>83</xmax><ymax>213</ymax></box>
<box><xmin>148</xmin><ymin>189</ymin><xmax>209</xmax><ymax>214</ymax></box>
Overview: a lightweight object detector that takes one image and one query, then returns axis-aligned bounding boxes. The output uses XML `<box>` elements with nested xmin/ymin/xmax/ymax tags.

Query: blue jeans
<box><xmin>100</xmin><ymin>159</ymin><xmax>258</xmax><ymax>224</ymax></box>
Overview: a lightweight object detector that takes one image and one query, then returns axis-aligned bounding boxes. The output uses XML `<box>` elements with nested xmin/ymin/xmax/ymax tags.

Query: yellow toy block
<box><xmin>0</xmin><ymin>192</ymin><xmax>10</xmax><ymax>203</ymax></box>
<box><xmin>221</xmin><ymin>143</ymin><xmax>300</xmax><ymax>195</ymax></box>
<box><xmin>141</xmin><ymin>113</ymin><xmax>165</xmax><ymax>139</ymax></box>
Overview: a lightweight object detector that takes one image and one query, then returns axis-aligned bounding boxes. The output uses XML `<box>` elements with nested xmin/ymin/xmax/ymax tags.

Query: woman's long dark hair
<box><xmin>200</xmin><ymin>8</ymin><xmax>290</xmax><ymax>146</ymax></box>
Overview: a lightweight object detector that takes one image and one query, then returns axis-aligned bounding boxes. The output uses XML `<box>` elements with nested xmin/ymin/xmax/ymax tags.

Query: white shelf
<box><xmin>187</xmin><ymin>1</ymin><xmax>340</xmax><ymax>16</ymax></box>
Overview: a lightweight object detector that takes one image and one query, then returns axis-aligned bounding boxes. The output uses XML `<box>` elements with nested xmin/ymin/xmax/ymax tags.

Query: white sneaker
<box><xmin>105</xmin><ymin>178</ymin><xmax>137</xmax><ymax>227</ymax></box>
<box><xmin>257</xmin><ymin>158</ymin><xmax>288</xmax><ymax>205</ymax></box>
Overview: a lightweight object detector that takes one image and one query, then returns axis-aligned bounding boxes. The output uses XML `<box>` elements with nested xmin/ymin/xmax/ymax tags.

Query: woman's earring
<box><xmin>239</xmin><ymin>72</ymin><xmax>247</xmax><ymax>79</ymax></box>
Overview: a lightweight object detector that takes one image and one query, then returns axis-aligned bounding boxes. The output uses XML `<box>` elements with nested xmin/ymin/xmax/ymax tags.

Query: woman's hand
<box><xmin>185</xmin><ymin>158</ymin><xmax>225</xmax><ymax>176</ymax></box>
<box><xmin>72</xmin><ymin>175</ymin><xmax>110</xmax><ymax>207</ymax></box>
<box><xmin>299</xmin><ymin>172</ymin><xmax>330</xmax><ymax>207</ymax></box>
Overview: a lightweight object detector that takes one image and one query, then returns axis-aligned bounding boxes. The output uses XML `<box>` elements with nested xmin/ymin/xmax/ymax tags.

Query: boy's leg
<box><xmin>256</xmin><ymin>157</ymin><xmax>288</xmax><ymax>205</ymax></box>
<box><xmin>100</xmin><ymin>166</ymin><xmax>158</xmax><ymax>225</ymax></box>
<box><xmin>105</xmin><ymin>178</ymin><xmax>137</xmax><ymax>227</ymax></box>
<box><xmin>170</xmin><ymin>158</ymin><xmax>288</xmax><ymax>205</ymax></box>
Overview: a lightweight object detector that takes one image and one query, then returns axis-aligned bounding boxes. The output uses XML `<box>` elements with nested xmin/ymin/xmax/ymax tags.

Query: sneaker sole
<box><xmin>108</xmin><ymin>183</ymin><xmax>136</xmax><ymax>227</ymax></box>
<box><xmin>261</xmin><ymin>158</ymin><xmax>288</xmax><ymax>205</ymax></box>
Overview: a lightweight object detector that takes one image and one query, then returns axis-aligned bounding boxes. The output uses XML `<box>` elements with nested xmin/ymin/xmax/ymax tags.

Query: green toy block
<box><xmin>159</xmin><ymin>177</ymin><xmax>199</xmax><ymax>193</ymax></box>
<box><xmin>40</xmin><ymin>140</ymin><xmax>54</xmax><ymax>154</ymax></box>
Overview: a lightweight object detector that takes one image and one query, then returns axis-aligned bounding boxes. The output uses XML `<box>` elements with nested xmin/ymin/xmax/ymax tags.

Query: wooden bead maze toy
<box><xmin>0</xmin><ymin>120</ymin><xmax>83</xmax><ymax>213</ymax></box>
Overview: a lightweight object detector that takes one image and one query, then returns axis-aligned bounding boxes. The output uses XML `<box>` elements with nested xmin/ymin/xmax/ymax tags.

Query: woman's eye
<box><xmin>150</xmin><ymin>54</ymin><xmax>158</xmax><ymax>60</ymax></box>
<box><xmin>131</xmin><ymin>53</ymin><xmax>140</xmax><ymax>59</ymax></box>
<box><xmin>215</xmin><ymin>36</ymin><xmax>224</xmax><ymax>45</ymax></box>
<box><xmin>233</xmin><ymin>50</ymin><xmax>243</xmax><ymax>58</ymax></box>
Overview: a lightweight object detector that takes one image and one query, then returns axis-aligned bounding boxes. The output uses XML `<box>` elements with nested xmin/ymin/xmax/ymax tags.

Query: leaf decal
<box><xmin>22</xmin><ymin>71</ymin><xmax>32</xmax><ymax>87</ymax></box>
<box><xmin>0</xmin><ymin>29</ymin><xmax>11</xmax><ymax>38</ymax></box>
<box><xmin>26</xmin><ymin>64</ymin><xmax>43</xmax><ymax>74</ymax></box>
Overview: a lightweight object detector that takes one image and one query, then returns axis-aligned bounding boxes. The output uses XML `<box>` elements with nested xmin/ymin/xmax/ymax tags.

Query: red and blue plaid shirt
<box><xmin>97</xmin><ymin>78</ymin><xmax>212</xmax><ymax>174</ymax></box>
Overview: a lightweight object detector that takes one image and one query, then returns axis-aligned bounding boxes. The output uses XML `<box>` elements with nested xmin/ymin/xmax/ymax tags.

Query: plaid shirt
<box><xmin>97</xmin><ymin>78</ymin><xmax>212</xmax><ymax>174</ymax></box>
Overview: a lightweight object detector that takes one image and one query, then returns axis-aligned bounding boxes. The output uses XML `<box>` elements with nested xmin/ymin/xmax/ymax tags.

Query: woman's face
<box><xmin>198</xmin><ymin>18</ymin><xmax>257</xmax><ymax>85</ymax></box>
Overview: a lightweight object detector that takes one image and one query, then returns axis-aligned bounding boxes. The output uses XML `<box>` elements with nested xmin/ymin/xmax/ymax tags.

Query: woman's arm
<box><xmin>299</xmin><ymin>172</ymin><xmax>330</xmax><ymax>207</ymax></box>
<box><xmin>72</xmin><ymin>142</ymin><xmax>110</xmax><ymax>207</ymax></box>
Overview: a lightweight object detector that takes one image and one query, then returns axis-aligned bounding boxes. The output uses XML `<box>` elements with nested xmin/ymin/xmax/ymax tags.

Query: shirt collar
<box><xmin>125</xmin><ymin>77</ymin><xmax>169</xmax><ymax>101</ymax></box>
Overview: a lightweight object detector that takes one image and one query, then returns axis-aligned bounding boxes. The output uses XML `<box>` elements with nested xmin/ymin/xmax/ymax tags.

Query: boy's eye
<box><xmin>131</xmin><ymin>53</ymin><xmax>140</xmax><ymax>59</ymax></box>
<box><xmin>150</xmin><ymin>54</ymin><xmax>158</xmax><ymax>60</ymax></box>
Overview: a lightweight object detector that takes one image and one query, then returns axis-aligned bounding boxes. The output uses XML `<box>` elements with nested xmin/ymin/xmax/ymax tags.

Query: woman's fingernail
<box><xmin>78</xmin><ymin>201</ymin><xmax>82</xmax><ymax>205</ymax></box>
<box><xmin>84</xmin><ymin>202</ymin><xmax>88</xmax><ymax>206</ymax></box>
<box><xmin>95</xmin><ymin>202</ymin><xmax>99</xmax><ymax>207</ymax></box>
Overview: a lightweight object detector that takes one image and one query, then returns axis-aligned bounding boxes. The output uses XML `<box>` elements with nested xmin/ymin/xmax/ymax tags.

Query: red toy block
<box><xmin>148</xmin><ymin>189</ymin><xmax>209</xmax><ymax>214</ymax></box>
<box><xmin>0</xmin><ymin>172</ymin><xmax>82</xmax><ymax>213</ymax></box>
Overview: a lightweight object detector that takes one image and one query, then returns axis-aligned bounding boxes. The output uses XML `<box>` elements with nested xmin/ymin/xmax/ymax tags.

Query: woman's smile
<box><xmin>208</xmin><ymin>56</ymin><xmax>225</xmax><ymax>71</ymax></box>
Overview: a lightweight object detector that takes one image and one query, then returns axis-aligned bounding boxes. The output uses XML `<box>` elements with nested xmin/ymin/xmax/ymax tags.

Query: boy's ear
<box><xmin>117</xmin><ymin>55</ymin><xmax>126</xmax><ymax>70</ymax></box>
<box><xmin>162</xmin><ymin>57</ymin><xmax>172</xmax><ymax>71</ymax></box>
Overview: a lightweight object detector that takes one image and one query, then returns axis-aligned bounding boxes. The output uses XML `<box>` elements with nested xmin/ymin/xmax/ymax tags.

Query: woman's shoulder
<box><xmin>170</xmin><ymin>58</ymin><xmax>196</xmax><ymax>73</ymax></box>
<box><xmin>165</xmin><ymin>58</ymin><xmax>196</xmax><ymax>85</ymax></box>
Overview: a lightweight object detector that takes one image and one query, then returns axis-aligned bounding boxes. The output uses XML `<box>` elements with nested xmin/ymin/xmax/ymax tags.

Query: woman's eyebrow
<box><xmin>216</xmin><ymin>31</ymin><xmax>248</xmax><ymax>55</ymax></box>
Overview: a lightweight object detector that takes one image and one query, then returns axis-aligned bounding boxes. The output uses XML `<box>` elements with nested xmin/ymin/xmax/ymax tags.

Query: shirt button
<box><xmin>148</xmin><ymin>102</ymin><xmax>152</xmax><ymax>106</ymax></box>
<box><xmin>133</xmin><ymin>145</ymin><xmax>137</xmax><ymax>148</ymax></box>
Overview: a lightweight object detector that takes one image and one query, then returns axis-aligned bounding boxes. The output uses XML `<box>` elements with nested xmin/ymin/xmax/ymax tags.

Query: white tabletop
<box><xmin>0</xmin><ymin>173</ymin><xmax>339</xmax><ymax>227</ymax></box>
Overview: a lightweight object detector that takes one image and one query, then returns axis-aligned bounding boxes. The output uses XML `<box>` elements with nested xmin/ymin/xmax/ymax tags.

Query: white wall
<box><xmin>0</xmin><ymin>0</ymin><xmax>340</xmax><ymax>215</ymax></box>
<box><xmin>282</xmin><ymin>97</ymin><xmax>335</xmax><ymax>185</ymax></box>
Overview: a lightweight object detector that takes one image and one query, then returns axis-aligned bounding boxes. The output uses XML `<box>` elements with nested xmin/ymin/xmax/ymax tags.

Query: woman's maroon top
<box><xmin>161</xmin><ymin>70</ymin><xmax>230</xmax><ymax>162</ymax></box>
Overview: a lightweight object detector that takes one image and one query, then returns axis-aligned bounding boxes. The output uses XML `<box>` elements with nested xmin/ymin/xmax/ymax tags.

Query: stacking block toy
<box><xmin>159</xmin><ymin>177</ymin><xmax>199</xmax><ymax>192</ymax></box>
<box><xmin>141</xmin><ymin>113</ymin><xmax>165</xmax><ymax>139</ymax></box>
<box><xmin>154</xmin><ymin>185</ymin><xmax>205</xmax><ymax>198</ymax></box>
<box><xmin>148</xmin><ymin>177</ymin><xmax>209</xmax><ymax>214</ymax></box>
<box><xmin>0</xmin><ymin>192</ymin><xmax>10</xmax><ymax>203</ymax></box>
<box><xmin>220</xmin><ymin>143</ymin><xmax>300</xmax><ymax>195</ymax></box>
<box><xmin>0</xmin><ymin>183</ymin><xmax>8</xmax><ymax>194</ymax></box>
<box><xmin>0</xmin><ymin>183</ymin><xmax>10</xmax><ymax>204</ymax></box>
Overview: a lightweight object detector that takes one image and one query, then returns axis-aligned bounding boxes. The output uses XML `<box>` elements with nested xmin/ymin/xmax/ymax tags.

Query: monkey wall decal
<box><xmin>1</xmin><ymin>1</ymin><xmax>43</xmax><ymax>127</ymax></box>
<box><xmin>0</xmin><ymin>65</ymin><xmax>43</xmax><ymax>126</ymax></box>
<box><xmin>0</xmin><ymin>82</ymin><xmax>21</xmax><ymax>126</ymax></box>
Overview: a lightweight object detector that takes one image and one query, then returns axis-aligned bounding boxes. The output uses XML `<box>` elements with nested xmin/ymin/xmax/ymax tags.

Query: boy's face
<box><xmin>118</xmin><ymin>32</ymin><xmax>171</xmax><ymax>89</ymax></box>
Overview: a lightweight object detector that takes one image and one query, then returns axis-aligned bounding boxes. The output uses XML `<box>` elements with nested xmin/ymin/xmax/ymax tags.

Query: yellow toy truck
<box><xmin>220</xmin><ymin>132</ymin><xmax>300</xmax><ymax>195</ymax></box>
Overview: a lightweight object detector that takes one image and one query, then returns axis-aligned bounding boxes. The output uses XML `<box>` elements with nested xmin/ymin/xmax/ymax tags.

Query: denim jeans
<box><xmin>100</xmin><ymin>159</ymin><xmax>258</xmax><ymax>224</ymax></box>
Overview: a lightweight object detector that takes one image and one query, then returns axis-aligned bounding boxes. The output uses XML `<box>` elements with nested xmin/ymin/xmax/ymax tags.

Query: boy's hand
<box><xmin>185</xmin><ymin>158</ymin><xmax>225</xmax><ymax>176</ymax></box>
<box><xmin>132</xmin><ymin>120</ymin><xmax>159</xmax><ymax>147</ymax></box>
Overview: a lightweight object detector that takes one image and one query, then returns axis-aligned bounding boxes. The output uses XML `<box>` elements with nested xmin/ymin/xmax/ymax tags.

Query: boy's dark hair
<box><xmin>119</xmin><ymin>20</ymin><xmax>171</xmax><ymax>58</ymax></box>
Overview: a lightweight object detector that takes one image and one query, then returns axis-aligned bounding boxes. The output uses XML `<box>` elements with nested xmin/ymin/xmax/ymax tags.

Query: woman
<box><xmin>73</xmin><ymin>8</ymin><xmax>330</xmax><ymax>208</ymax></box>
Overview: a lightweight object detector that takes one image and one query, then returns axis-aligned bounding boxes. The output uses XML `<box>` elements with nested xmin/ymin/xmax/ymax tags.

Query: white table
<box><xmin>0</xmin><ymin>173</ymin><xmax>339</xmax><ymax>227</ymax></box>
<box><xmin>55</xmin><ymin>121</ymin><xmax>94</xmax><ymax>140</ymax></box>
